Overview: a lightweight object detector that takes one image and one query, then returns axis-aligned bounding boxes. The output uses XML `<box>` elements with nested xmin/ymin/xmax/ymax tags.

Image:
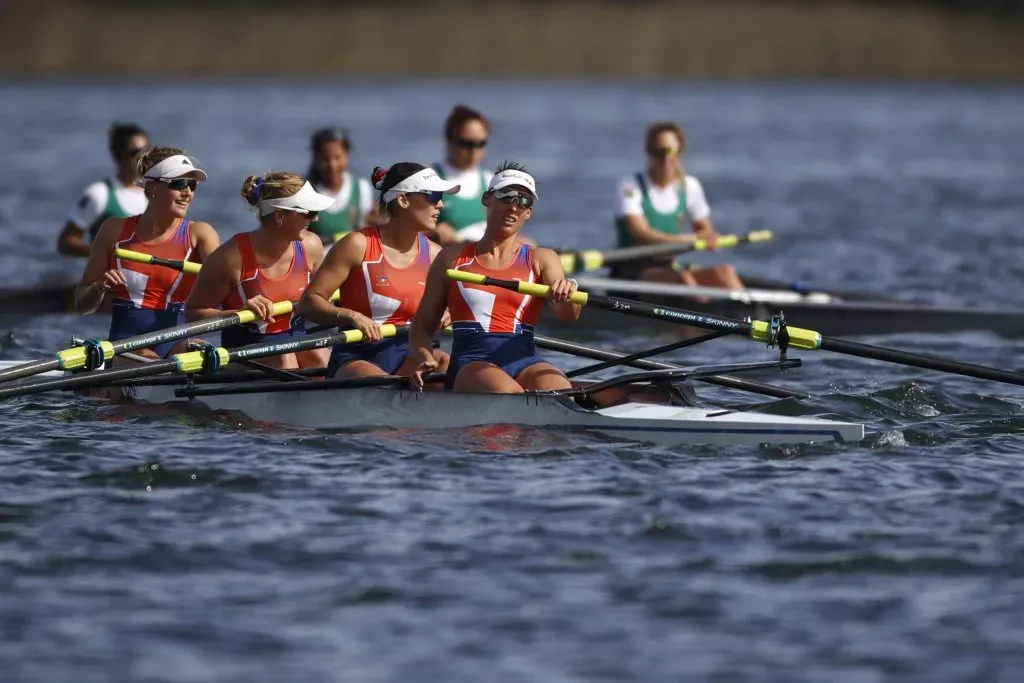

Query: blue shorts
<box><xmin>108</xmin><ymin>300</ymin><xmax>186</xmax><ymax>359</ymax></box>
<box><xmin>445</xmin><ymin>331</ymin><xmax>546</xmax><ymax>390</ymax></box>
<box><xmin>221</xmin><ymin>316</ymin><xmax>307</xmax><ymax>349</ymax></box>
<box><xmin>327</xmin><ymin>338</ymin><xmax>411</xmax><ymax>377</ymax></box>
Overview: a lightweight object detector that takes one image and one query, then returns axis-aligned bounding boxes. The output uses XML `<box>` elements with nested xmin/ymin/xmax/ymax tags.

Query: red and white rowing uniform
<box><xmin>445</xmin><ymin>242</ymin><xmax>546</xmax><ymax>387</ymax></box>
<box><xmin>327</xmin><ymin>226</ymin><xmax>433</xmax><ymax>375</ymax></box>
<box><xmin>106</xmin><ymin>216</ymin><xmax>197</xmax><ymax>357</ymax></box>
<box><xmin>220</xmin><ymin>232</ymin><xmax>311</xmax><ymax>348</ymax></box>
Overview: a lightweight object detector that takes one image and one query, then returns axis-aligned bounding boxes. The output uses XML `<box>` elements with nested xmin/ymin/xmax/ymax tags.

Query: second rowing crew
<box><xmin>77</xmin><ymin>148</ymin><xmax>586</xmax><ymax>394</ymax></box>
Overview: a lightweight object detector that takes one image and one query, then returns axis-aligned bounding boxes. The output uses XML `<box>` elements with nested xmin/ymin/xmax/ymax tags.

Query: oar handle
<box><xmin>115</xmin><ymin>248</ymin><xmax>202</xmax><ymax>275</ymax></box>
<box><xmin>698</xmin><ymin>229</ymin><xmax>773</xmax><ymax>251</ymax></box>
<box><xmin>447</xmin><ymin>269</ymin><xmax>591</xmax><ymax>305</ymax></box>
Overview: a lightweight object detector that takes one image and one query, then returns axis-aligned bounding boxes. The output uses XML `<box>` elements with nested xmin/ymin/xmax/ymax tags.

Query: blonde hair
<box><xmin>136</xmin><ymin>145</ymin><xmax>185</xmax><ymax>179</ymax></box>
<box><xmin>240</xmin><ymin>171</ymin><xmax>307</xmax><ymax>210</ymax></box>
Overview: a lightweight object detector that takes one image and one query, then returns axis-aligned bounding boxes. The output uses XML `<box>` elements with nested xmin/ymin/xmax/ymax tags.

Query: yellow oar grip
<box><xmin>446</xmin><ymin>269</ymin><xmax>589</xmax><ymax>304</ymax></box>
<box><xmin>116</xmin><ymin>248</ymin><xmax>153</xmax><ymax>265</ymax></box>
<box><xmin>558</xmin><ymin>252</ymin><xmax>604</xmax><ymax>271</ymax></box>
<box><xmin>692</xmin><ymin>229</ymin><xmax>773</xmax><ymax>252</ymax></box>
<box><xmin>56</xmin><ymin>340</ymin><xmax>115</xmax><ymax>370</ymax></box>
<box><xmin>750</xmin><ymin>320</ymin><xmax>822</xmax><ymax>350</ymax></box>
<box><xmin>116</xmin><ymin>248</ymin><xmax>202</xmax><ymax>275</ymax></box>
<box><xmin>234</xmin><ymin>301</ymin><xmax>295</xmax><ymax>325</ymax></box>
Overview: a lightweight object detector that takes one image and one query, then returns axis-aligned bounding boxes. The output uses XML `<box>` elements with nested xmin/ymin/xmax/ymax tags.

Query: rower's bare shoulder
<box><xmin>92</xmin><ymin>217</ymin><xmax>126</xmax><ymax>248</ymax></box>
<box><xmin>300</xmin><ymin>230</ymin><xmax>325</xmax><ymax>262</ymax></box>
<box><xmin>435</xmin><ymin>244</ymin><xmax>463</xmax><ymax>266</ymax></box>
<box><xmin>188</xmin><ymin>220</ymin><xmax>219</xmax><ymax>240</ymax></box>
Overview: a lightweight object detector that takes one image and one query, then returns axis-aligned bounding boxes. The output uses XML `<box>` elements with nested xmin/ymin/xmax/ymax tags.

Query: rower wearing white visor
<box><xmin>186</xmin><ymin>172</ymin><xmax>333</xmax><ymax>370</ymax></box>
<box><xmin>75</xmin><ymin>147</ymin><xmax>220</xmax><ymax>359</ymax></box>
<box><xmin>410</xmin><ymin>161</ymin><xmax>581</xmax><ymax>393</ymax></box>
<box><xmin>299</xmin><ymin>163</ymin><xmax>457</xmax><ymax>379</ymax></box>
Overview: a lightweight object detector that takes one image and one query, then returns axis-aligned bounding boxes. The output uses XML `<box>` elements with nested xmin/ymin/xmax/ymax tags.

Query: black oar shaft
<box><xmin>0</xmin><ymin>359</ymin><xmax>177</xmax><ymax>399</ymax></box>
<box><xmin>821</xmin><ymin>337</ymin><xmax>1024</xmax><ymax>388</ymax></box>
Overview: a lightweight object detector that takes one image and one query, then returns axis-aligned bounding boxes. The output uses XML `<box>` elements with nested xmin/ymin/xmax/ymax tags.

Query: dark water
<box><xmin>2</xmin><ymin>80</ymin><xmax>1024</xmax><ymax>682</ymax></box>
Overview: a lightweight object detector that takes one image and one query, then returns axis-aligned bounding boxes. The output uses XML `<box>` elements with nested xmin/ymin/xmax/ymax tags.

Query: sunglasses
<box><xmin>414</xmin><ymin>191</ymin><xmax>445</xmax><ymax>205</ymax></box>
<box><xmin>122</xmin><ymin>147</ymin><xmax>146</xmax><ymax>159</ymax></box>
<box><xmin>284</xmin><ymin>208</ymin><xmax>319</xmax><ymax>219</ymax></box>
<box><xmin>454</xmin><ymin>137</ymin><xmax>488</xmax><ymax>150</ymax></box>
<box><xmin>648</xmin><ymin>146</ymin><xmax>680</xmax><ymax>159</ymax></box>
<box><xmin>492</xmin><ymin>189</ymin><xmax>534</xmax><ymax>210</ymax></box>
<box><xmin>159</xmin><ymin>177</ymin><xmax>198</xmax><ymax>192</ymax></box>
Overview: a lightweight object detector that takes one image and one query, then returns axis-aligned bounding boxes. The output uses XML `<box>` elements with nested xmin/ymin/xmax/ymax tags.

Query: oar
<box><xmin>448</xmin><ymin>269</ymin><xmax>1024</xmax><ymax>389</ymax></box>
<box><xmin>115</xmin><ymin>248</ymin><xmax>202</xmax><ymax>275</ymax></box>
<box><xmin>0</xmin><ymin>325</ymin><xmax>401</xmax><ymax>400</ymax></box>
<box><xmin>558</xmin><ymin>230</ymin><xmax>772</xmax><ymax>272</ymax></box>
<box><xmin>0</xmin><ymin>291</ymin><xmax>340</xmax><ymax>384</ymax></box>
<box><xmin>532</xmin><ymin>334</ymin><xmax>808</xmax><ymax>399</ymax></box>
<box><xmin>573</xmin><ymin>276</ymin><xmax>836</xmax><ymax>306</ymax></box>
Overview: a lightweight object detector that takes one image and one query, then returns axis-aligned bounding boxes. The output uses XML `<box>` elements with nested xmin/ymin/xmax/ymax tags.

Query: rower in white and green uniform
<box><xmin>432</xmin><ymin>105</ymin><xmax>494</xmax><ymax>244</ymax></box>
<box><xmin>612</xmin><ymin>121</ymin><xmax>744</xmax><ymax>289</ymax></box>
<box><xmin>306</xmin><ymin>128</ymin><xmax>374</xmax><ymax>246</ymax></box>
<box><xmin>58</xmin><ymin>122</ymin><xmax>149</xmax><ymax>257</ymax></box>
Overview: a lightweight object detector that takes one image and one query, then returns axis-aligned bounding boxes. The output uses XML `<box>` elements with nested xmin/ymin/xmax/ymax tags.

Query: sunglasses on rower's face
<box><xmin>122</xmin><ymin>147</ymin><xmax>146</xmax><ymax>159</ymax></box>
<box><xmin>411</xmin><ymin>191</ymin><xmax>444</xmax><ymax>205</ymax></box>
<box><xmin>648</xmin><ymin>146</ymin><xmax>680</xmax><ymax>159</ymax></box>
<box><xmin>492</xmin><ymin>190</ymin><xmax>534</xmax><ymax>210</ymax></box>
<box><xmin>285</xmin><ymin>208</ymin><xmax>319</xmax><ymax>219</ymax></box>
<box><xmin>454</xmin><ymin>137</ymin><xmax>488</xmax><ymax>150</ymax></box>
<box><xmin>159</xmin><ymin>177</ymin><xmax>198</xmax><ymax>192</ymax></box>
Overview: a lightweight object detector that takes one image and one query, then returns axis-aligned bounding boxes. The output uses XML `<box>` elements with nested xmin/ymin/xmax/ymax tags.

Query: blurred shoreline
<box><xmin>1</xmin><ymin>0</ymin><xmax>1022</xmax><ymax>81</ymax></box>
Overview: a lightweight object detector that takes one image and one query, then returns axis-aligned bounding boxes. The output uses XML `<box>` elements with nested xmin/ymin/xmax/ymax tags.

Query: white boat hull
<box><xmin>122</xmin><ymin>383</ymin><xmax>864</xmax><ymax>447</ymax></box>
<box><xmin>0</xmin><ymin>360</ymin><xmax>865</xmax><ymax>446</ymax></box>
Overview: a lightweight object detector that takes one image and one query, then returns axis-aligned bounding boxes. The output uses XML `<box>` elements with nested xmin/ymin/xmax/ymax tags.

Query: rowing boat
<box><xmin>0</xmin><ymin>359</ymin><xmax>865</xmax><ymax>446</ymax></box>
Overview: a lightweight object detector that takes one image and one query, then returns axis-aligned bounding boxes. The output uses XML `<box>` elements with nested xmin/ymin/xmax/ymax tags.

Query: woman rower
<box><xmin>75</xmin><ymin>146</ymin><xmax>220</xmax><ymax>359</ymax></box>
<box><xmin>305</xmin><ymin>127</ymin><xmax>376</xmax><ymax>246</ymax></box>
<box><xmin>297</xmin><ymin>163</ymin><xmax>457</xmax><ymax>379</ymax></box>
<box><xmin>430</xmin><ymin>105</ymin><xmax>494</xmax><ymax>245</ymax></box>
<box><xmin>410</xmin><ymin>161</ymin><xmax>580</xmax><ymax>393</ymax></box>
<box><xmin>185</xmin><ymin>172</ymin><xmax>333</xmax><ymax>370</ymax></box>
<box><xmin>613</xmin><ymin>121</ymin><xmax>744</xmax><ymax>289</ymax></box>
<box><xmin>59</xmin><ymin>122</ymin><xmax>150</xmax><ymax>257</ymax></box>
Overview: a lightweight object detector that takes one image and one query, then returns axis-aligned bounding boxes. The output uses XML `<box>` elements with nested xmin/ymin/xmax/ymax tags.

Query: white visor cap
<box><xmin>142</xmin><ymin>154</ymin><xmax>208</xmax><ymax>182</ymax></box>
<box><xmin>258</xmin><ymin>181</ymin><xmax>336</xmax><ymax>216</ymax></box>
<box><xmin>487</xmin><ymin>169</ymin><xmax>538</xmax><ymax>200</ymax></box>
<box><xmin>382</xmin><ymin>168</ymin><xmax>461</xmax><ymax>203</ymax></box>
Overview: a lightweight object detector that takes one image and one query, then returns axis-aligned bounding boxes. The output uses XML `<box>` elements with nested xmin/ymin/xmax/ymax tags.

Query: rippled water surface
<box><xmin>1</xmin><ymin>80</ymin><xmax>1024</xmax><ymax>682</ymax></box>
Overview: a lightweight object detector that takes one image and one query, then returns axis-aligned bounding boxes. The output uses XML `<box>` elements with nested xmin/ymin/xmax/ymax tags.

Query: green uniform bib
<box><xmin>615</xmin><ymin>173</ymin><xmax>687</xmax><ymax>248</ymax></box>
<box><xmin>309</xmin><ymin>174</ymin><xmax>364</xmax><ymax>244</ymax></box>
<box><xmin>88</xmin><ymin>178</ymin><xmax>132</xmax><ymax>241</ymax></box>
<box><xmin>433</xmin><ymin>163</ymin><xmax>488</xmax><ymax>232</ymax></box>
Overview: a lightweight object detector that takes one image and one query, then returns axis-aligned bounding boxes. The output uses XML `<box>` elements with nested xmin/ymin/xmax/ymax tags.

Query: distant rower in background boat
<box><xmin>410</xmin><ymin>161</ymin><xmax>580</xmax><ymax>393</ymax></box>
<box><xmin>186</xmin><ymin>172</ymin><xmax>333</xmax><ymax>370</ymax></box>
<box><xmin>75</xmin><ymin>147</ymin><xmax>220</xmax><ymax>359</ymax></box>
<box><xmin>305</xmin><ymin>127</ymin><xmax>376</xmax><ymax>247</ymax></box>
<box><xmin>58</xmin><ymin>122</ymin><xmax>150</xmax><ymax>257</ymax></box>
<box><xmin>614</xmin><ymin>121</ymin><xmax>743</xmax><ymax>289</ymax></box>
<box><xmin>298</xmin><ymin>163</ymin><xmax>458</xmax><ymax>380</ymax></box>
<box><xmin>432</xmin><ymin>105</ymin><xmax>494</xmax><ymax>245</ymax></box>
